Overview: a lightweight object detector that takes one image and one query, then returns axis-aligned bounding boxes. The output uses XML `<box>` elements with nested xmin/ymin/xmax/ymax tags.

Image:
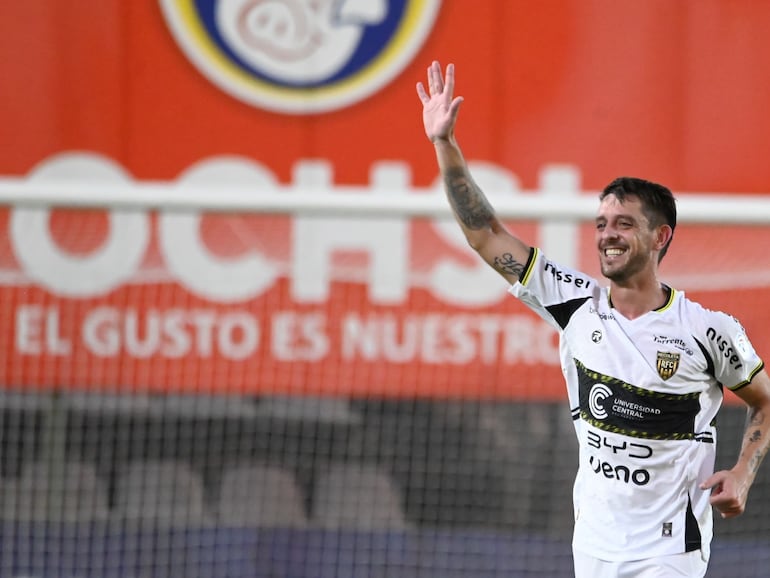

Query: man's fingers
<box><xmin>700</xmin><ymin>471</ymin><xmax>725</xmax><ymax>490</ymax></box>
<box><xmin>432</xmin><ymin>61</ymin><xmax>444</xmax><ymax>94</ymax></box>
<box><xmin>427</xmin><ymin>61</ymin><xmax>444</xmax><ymax>96</ymax></box>
<box><xmin>714</xmin><ymin>500</ymin><xmax>744</xmax><ymax>519</ymax></box>
<box><xmin>416</xmin><ymin>82</ymin><xmax>429</xmax><ymax>103</ymax></box>
<box><xmin>450</xmin><ymin>96</ymin><xmax>464</xmax><ymax>110</ymax></box>
<box><xmin>423</xmin><ymin>60</ymin><xmax>459</xmax><ymax>102</ymax></box>
<box><xmin>444</xmin><ymin>63</ymin><xmax>455</xmax><ymax>99</ymax></box>
<box><xmin>449</xmin><ymin>96</ymin><xmax>464</xmax><ymax>120</ymax></box>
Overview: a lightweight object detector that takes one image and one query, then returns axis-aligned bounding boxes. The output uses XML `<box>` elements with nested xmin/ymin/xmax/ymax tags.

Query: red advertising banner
<box><xmin>2</xmin><ymin>1</ymin><xmax>770</xmax><ymax>399</ymax></box>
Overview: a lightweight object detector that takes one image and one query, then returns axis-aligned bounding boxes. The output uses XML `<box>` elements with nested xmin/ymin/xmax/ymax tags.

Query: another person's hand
<box><xmin>416</xmin><ymin>61</ymin><xmax>464</xmax><ymax>143</ymax></box>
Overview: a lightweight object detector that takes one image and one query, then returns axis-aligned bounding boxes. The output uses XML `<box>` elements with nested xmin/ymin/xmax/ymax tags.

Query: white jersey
<box><xmin>510</xmin><ymin>248</ymin><xmax>764</xmax><ymax>562</ymax></box>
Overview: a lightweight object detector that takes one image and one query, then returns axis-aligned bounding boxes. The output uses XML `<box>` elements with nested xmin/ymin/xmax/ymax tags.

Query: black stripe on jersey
<box><xmin>576</xmin><ymin>359</ymin><xmax>701</xmax><ymax>440</ymax></box>
<box><xmin>694</xmin><ymin>337</ymin><xmax>716</xmax><ymax>380</ymax></box>
<box><xmin>694</xmin><ymin>432</ymin><xmax>714</xmax><ymax>444</ymax></box>
<box><xmin>546</xmin><ymin>297</ymin><xmax>592</xmax><ymax>330</ymax></box>
<box><xmin>518</xmin><ymin>247</ymin><xmax>537</xmax><ymax>284</ymax></box>
<box><xmin>685</xmin><ymin>494</ymin><xmax>702</xmax><ymax>552</ymax></box>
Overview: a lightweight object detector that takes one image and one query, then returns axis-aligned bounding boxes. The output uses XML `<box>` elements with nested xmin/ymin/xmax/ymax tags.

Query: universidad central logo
<box><xmin>160</xmin><ymin>0</ymin><xmax>442</xmax><ymax>114</ymax></box>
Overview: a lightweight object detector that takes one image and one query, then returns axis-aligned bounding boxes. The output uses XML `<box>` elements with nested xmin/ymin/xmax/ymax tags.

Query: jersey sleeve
<box><xmin>699</xmin><ymin>309</ymin><xmax>764</xmax><ymax>391</ymax></box>
<box><xmin>509</xmin><ymin>247</ymin><xmax>599</xmax><ymax>330</ymax></box>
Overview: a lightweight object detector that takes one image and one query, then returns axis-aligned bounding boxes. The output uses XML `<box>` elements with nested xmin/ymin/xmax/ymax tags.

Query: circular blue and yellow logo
<box><xmin>160</xmin><ymin>0</ymin><xmax>442</xmax><ymax>114</ymax></box>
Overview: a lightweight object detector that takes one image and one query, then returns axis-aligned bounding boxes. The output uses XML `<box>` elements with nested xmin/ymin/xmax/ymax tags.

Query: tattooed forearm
<box><xmin>749</xmin><ymin>447</ymin><xmax>767</xmax><ymax>474</ymax></box>
<box><xmin>444</xmin><ymin>168</ymin><xmax>496</xmax><ymax>230</ymax></box>
<box><xmin>493</xmin><ymin>253</ymin><xmax>524</xmax><ymax>277</ymax></box>
<box><xmin>743</xmin><ymin>409</ymin><xmax>770</xmax><ymax>475</ymax></box>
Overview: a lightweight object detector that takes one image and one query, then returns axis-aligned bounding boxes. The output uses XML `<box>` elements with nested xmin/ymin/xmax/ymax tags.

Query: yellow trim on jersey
<box><xmin>607</xmin><ymin>286</ymin><xmax>677</xmax><ymax>312</ymax></box>
<box><xmin>730</xmin><ymin>361</ymin><xmax>765</xmax><ymax>392</ymax></box>
<box><xmin>655</xmin><ymin>287</ymin><xmax>676</xmax><ymax>312</ymax></box>
<box><xmin>519</xmin><ymin>247</ymin><xmax>539</xmax><ymax>286</ymax></box>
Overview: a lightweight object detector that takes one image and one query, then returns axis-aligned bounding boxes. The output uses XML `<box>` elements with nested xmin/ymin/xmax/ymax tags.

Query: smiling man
<box><xmin>417</xmin><ymin>60</ymin><xmax>770</xmax><ymax>578</ymax></box>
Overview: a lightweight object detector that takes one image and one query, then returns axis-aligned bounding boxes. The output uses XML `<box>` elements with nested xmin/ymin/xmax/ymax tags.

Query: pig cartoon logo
<box><xmin>161</xmin><ymin>0</ymin><xmax>442</xmax><ymax>114</ymax></box>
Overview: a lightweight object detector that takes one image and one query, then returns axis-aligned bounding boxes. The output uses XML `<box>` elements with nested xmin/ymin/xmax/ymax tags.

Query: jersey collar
<box><xmin>608</xmin><ymin>285</ymin><xmax>675</xmax><ymax>313</ymax></box>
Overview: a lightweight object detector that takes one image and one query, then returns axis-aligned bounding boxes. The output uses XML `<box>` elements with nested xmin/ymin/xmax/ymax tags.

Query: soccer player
<box><xmin>417</xmin><ymin>61</ymin><xmax>770</xmax><ymax>577</ymax></box>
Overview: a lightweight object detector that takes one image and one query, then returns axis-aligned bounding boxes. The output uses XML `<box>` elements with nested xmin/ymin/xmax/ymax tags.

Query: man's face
<box><xmin>595</xmin><ymin>194</ymin><xmax>659</xmax><ymax>283</ymax></box>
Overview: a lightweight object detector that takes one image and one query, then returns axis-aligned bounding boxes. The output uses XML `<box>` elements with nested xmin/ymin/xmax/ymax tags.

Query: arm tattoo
<box><xmin>745</xmin><ymin>410</ymin><xmax>769</xmax><ymax>474</ymax></box>
<box><xmin>749</xmin><ymin>449</ymin><xmax>765</xmax><ymax>474</ymax></box>
<box><xmin>444</xmin><ymin>168</ymin><xmax>496</xmax><ymax>230</ymax></box>
<box><xmin>493</xmin><ymin>253</ymin><xmax>524</xmax><ymax>277</ymax></box>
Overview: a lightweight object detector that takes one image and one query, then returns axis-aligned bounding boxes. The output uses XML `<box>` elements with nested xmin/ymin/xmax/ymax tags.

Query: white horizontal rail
<box><xmin>0</xmin><ymin>177</ymin><xmax>770</xmax><ymax>224</ymax></box>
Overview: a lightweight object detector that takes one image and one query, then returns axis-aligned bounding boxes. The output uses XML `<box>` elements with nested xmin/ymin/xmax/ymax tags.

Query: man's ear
<box><xmin>656</xmin><ymin>224</ymin><xmax>674</xmax><ymax>252</ymax></box>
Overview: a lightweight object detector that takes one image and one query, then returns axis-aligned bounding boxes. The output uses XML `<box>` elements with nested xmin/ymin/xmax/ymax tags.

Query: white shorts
<box><xmin>573</xmin><ymin>549</ymin><xmax>707</xmax><ymax>578</ymax></box>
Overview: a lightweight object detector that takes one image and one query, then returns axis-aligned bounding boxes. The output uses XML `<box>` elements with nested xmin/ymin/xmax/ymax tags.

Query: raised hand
<box><xmin>416</xmin><ymin>61</ymin><xmax>464</xmax><ymax>143</ymax></box>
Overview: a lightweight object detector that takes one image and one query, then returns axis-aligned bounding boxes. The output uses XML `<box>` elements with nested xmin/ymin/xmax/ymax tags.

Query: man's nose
<box><xmin>600</xmin><ymin>225</ymin><xmax>619</xmax><ymax>240</ymax></box>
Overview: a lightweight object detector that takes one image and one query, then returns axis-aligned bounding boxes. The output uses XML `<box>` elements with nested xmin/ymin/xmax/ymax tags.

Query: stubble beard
<box><xmin>600</xmin><ymin>250</ymin><xmax>649</xmax><ymax>284</ymax></box>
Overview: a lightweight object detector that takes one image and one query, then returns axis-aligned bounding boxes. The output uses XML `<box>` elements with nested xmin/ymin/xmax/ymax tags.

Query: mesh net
<box><xmin>0</xmin><ymin>205</ymin><xmax>769</xmax><ymax>577</ymax></box>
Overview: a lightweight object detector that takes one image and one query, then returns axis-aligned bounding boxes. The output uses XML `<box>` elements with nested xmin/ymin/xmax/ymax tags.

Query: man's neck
<box><xmin>608</xmin><ymin>280</ymin><xmax>669</xmax><ymax>320</ymax></box>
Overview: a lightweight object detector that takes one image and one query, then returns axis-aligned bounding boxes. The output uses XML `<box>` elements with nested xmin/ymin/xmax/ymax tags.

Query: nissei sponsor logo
<box><xmin>543</xmin><ymin>261</ymin><xmax>591</xmax><ymax>288</ymax></box>
<box><xmin>160</xmin><ymin>0</ymin><xmax>441</xmax><ymax>114</ymax></box>
<box><xmin>706</xmin><ymin>327</ymin><xmax>744</xmax><ymax>370</ymax></box>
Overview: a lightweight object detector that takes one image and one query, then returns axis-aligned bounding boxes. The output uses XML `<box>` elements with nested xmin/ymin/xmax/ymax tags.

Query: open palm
<box><xmin>416</xmin><ymin>61</ymin><xmax>464</xmax><ymax>143</ymax></box>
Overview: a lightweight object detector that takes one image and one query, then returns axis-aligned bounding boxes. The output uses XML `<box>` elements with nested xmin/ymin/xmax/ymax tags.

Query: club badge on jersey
<box><xmin>656</xmin><ymin>351</ymin><xmax>681</xmax><ymax>380</ymax></box>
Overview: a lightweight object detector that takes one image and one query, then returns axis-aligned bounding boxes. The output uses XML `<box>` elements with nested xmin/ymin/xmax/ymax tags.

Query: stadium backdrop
<box><xmin>1</xmin><ymin>1</ymin><xmax>770</xmax><ymax>402</ymax></box>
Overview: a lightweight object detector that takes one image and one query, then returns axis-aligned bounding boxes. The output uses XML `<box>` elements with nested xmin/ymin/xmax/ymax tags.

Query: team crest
<box><xmin>656</xmin><ymin>351</ymin><xmax>680</xmax><ymax>380</ymax></box>
<box><xmin>160</xmin><ymin>0</ymin><xmax>442</xmax><ymax>114</ymax></box>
